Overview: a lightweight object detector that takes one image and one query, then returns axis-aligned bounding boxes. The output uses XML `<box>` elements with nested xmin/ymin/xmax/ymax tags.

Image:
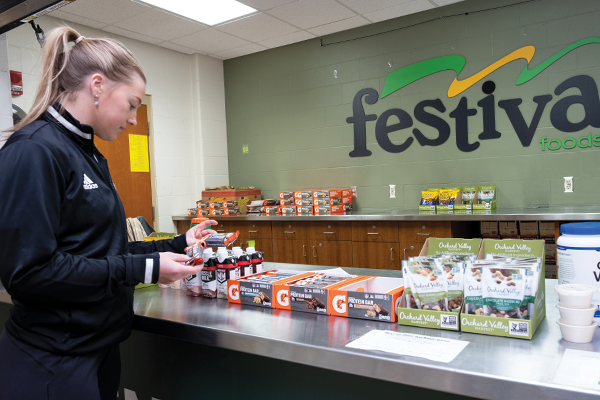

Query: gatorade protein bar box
<box><xmin>216</xmin><ymin>250</ymin><xmax>238</xmax><ymax>299</ymax></box>
<box><xmin>201</xmin><ymin>249</ymin><xmax>217</xmax><ymax>298</ymax></box>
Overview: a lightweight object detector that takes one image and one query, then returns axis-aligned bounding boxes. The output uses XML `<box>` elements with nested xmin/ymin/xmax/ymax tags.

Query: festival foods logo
<box><xmin>347</xmin><ymin>38</ymin><xmax>600</xmax><ymax>156</ymax></box>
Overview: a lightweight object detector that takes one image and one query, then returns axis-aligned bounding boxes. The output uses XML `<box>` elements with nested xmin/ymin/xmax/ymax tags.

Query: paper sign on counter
<box><xmin>554</xmin><ymin>349</ymin><xmax>600</xmax><ymax>391</ymax></box>
<box><xmin>346</xmin><ymin>330</ymin><xmax>469</xmax><ymax>363</ymax></box>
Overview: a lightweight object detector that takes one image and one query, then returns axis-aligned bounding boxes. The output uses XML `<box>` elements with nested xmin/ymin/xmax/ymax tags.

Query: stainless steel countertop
<box><xmin>173</xmin><ymin>206</ymin><xmax>600</xmax><ymax>221</ymax></box>
<box><xmin>130</xmin><ymin>263</ymin><xmax>598</xmax><ymax>400</ymax></box>
<box><xmin>1</xmin><ymin>263</ymin><xmax>598</xmax><ymax>399</ymax></box>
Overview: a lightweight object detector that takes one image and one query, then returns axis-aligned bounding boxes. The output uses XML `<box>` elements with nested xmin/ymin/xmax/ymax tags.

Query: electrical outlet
<box><xmin>564</xmin><ymin>177</ymin><xmax>573</xmax><ymax>193</ymax></box>
<box><xmin>389</xmin><ymin>185</ymin><xmax>396</xmax><ymax>198</ymax></box>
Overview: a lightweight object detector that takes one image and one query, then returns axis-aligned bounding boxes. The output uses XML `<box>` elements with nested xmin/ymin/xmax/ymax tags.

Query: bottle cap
<box><xmin>246</xmin><ymin>246</ymin><xmax>255</xmax><ymax>254</ymax></box>
<box><xmin>203</xmin><ymin>248</ymin><xmax>213</xmax><ymax>259</ymax></box>
<box><xmin>232</xmin><ymin>247</ymin><xmax>244</xmax><ymax>257</ymax></box>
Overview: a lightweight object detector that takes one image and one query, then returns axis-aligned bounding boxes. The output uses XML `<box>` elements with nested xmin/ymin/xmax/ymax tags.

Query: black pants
<box><xmin>0</xmin><ymin>332</ymin><xmax>120</xmax><ymax>400</ymax></box>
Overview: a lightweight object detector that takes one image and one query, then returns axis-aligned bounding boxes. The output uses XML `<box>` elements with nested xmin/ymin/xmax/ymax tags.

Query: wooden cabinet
<box><xmin>399</xmin><ymin>221</ymin><xmax>451</xmax><ymax>243</ymax></box>
<box><xmin>310</xmin><ymin>221</ymin><xmax>351</xmax><ymax>241</ymax></box>
<box><xmin>236</xmin><ymin>221</ymin><xmax>272</xmax><ymax>240</ymax></box>
<box><xmin>351</xmin><ymin>222</ymin><xmax>399</xmax><ymax>242</ymax></box>
<box><xmin>238</xmin><ymin>238</ymin><xmax>274</xmax><ymax>262</ymax></box>
<box><xmin>401</xmin><ymin>243</ymin><xmax>422</xmax><ymax>261</ymax></box>
<box><xmin>273</xmin><ymin>239</ymin><xmax>310</xmax><ymax>264</ymax></box>
<box><xmin>309</xmin><ymin>240</ymin><xmax>352</xmax><ymax>267</ymax></box>
<box><xmin>352</xmin><ymin>242</ymin><xmax>401</xmax><ymax>270</ymax></box>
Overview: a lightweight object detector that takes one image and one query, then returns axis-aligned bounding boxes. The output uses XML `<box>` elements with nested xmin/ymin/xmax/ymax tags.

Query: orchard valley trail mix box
<box><xmin>397</xmin><ymin>238</ymin><xmax>482</xmax><ymax>331</ymax></box>
<box><xmin>460</xmin><ymin>239</ymin><xmax>546</xmax><ymax>340</ymax></box>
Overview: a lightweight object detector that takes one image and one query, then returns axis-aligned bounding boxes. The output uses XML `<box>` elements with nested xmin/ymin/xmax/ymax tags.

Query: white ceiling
<box><xmin>48</xmin><ymin>0</ymin><xmax>465</xmax><ymax>60</ymax></box>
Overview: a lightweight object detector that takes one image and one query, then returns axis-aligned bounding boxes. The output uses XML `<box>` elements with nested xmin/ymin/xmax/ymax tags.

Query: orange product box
<box><xmin>330</xmin><ymin>205</ymin><xmax>348</xmax><ymax>214</ymax></box>
<box><xmin>199</xmin><ymin>208</ymin><xmax>209</xmax><ymax>216</ymax></box>
<box><xmin>329</xmin><ymin>277</ymin><xmax>404</xmax><ymax>323</ymax></box>
<box><xmin>209</xmin><ymin>208</ymin><xmax>225</xmax><ymax>216</ymax></box>
<box><xmin>187</xmin><ymin>208</ymin><xmax>198</xmax><ymax>216</ymax></box>
<box><xmin>209</xmin><ymin>201</ymin><xmax>223</xmax><ymax>210</ymax></box>
<box><xmin>261</xmin><ymin>206</ymin><xmax>279</xmax><ymax>215</ymax></box>
<box><xmin>227</xmin><ymin>270</ymin><xmax>314</xmax><ymax>308</ymax></box>
<box><xmin>279</xmin><ymin>192</ymin><xmax>294</xmax><ymax>205</ymax></box>
<box><xmin>294</xmin><ymin>198</ymin><xmax>303</xmax><ymax>206</ymax></box>
<box><xmin>341</xmin><ymin>188</ymin><xmax>353</xmax><ymax>198</ymax></box>
<box><xmin>280</xmin><ymin>206</ymin><xmax>296</xmax><ymax>216</ymax></box>
<box><xmin>286</xmin><ymin>274</ymin><xmax>363</xmax><ymax>315</ymax></box>
<box><xmin>296</xmin><ymin>206</ymin><xmax>313</xmax><ymax>215</ymax></box>
<box><xmin>196</xmin><ymin>200</ymin><xmax>209</xmax><ymax>209</ymax></box>
<box><xmin>224</xmin><ymin>207</ymin><xmax>240</xmax><ymax>216</ymax></box>
<box><xmin>293</xmin><ymin>191</ymin><xmax>303</xmax><ymax>200</ymax></box>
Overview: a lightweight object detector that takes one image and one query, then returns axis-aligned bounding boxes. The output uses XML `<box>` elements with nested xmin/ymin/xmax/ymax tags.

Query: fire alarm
<box><xmin>10</xmin><ymin>71</ymin><xmax>22</xmax><ymax>96</ymax></box>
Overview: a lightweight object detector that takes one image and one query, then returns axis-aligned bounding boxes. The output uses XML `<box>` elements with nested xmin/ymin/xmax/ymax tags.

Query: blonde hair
<box><xmin>8</xmin><ymin>26</ymin><xmax>145</xmax><ymax>133</ymax></box>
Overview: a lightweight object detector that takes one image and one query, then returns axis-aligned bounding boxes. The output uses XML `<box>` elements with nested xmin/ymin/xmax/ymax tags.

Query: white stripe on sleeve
<box><xmin>144</xmin><ymin>259</ymin><xmax>154</xmax><ymax>284</ymax></box>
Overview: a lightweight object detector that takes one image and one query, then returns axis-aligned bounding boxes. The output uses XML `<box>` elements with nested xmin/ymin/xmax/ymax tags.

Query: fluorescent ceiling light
<box><xmin>140</xmin><ymin>0</ymin><xmax>257</xmax><ymax>26</ymax></box>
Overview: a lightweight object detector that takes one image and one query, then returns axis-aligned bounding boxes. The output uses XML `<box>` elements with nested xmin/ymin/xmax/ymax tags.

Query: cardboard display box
<box><xmin>539</xmin><ymin>222</ymin><xmax>555</xmax><ymax>237</ymax></box>
<box><xmin>329</xmin><ymin>277</ymin><xmax>404</xmax><ymax>322</ymax></box>
<box><xmin>227</xmin><ymin>270</ymin><xmax>314</xmax><ymax>308</ymax></box>
<box><xmin>287</xmin><ymin>274</ymin><xmax>361</xmax><ymax>315</ymax></box>
<box><xmin>397</xmin><ymin>238</ymin><xmax>482</xmax><ymax>331</ymax></box>
<box><xmin>499</xmin><ymin>221</ymin><xmax>519</xmax><ymax>237</ymax></box>
<box><xmin>202</xmin><ymin>189</ymin><xmax>261</xmax><ymax>215</ymax></box>
<box><xmin>519</xmin><ymin>221</ymin><xmax>539</xmax><ymax>237</ymax></box>
<box><xmin>481</xmin><ymin>221</ymin><xmax>499</xmax><ymax>236</ymax></box>
<box><xmin>459</xmin><ymin>239</ymin><xmax>546</xmax><ymax>340</ymax></box>
<box><xmin>472</xmin><ymin>186</ymin><xmax>497</xmax><ymax>210</ymax></box>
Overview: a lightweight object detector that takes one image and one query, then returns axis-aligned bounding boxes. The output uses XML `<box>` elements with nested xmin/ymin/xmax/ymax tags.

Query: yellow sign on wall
<box><xmin>129</xmin><ymin>134</ymin><xmax>150</xmax><ymax>172</ymax></box>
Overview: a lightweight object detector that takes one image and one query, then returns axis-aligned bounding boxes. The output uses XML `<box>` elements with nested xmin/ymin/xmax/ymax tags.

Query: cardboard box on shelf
<box><xmin>261</xmin><ymin>206</ymin><xmax>279</xmax><ymax>215</ymax></box>
<box><xmin>539</xmin><ymin>222</ymin><xmax>555</xmax><ymax>237</ymax></box>
<box><xmin>280</xmin><ymin>206</ymin><xmax>296</xmax><ymax>216</ymax></box>
<box><xmin>481</xmin><ymin>221</ymin><xmax>499</xmax><ymax>236</ymax></box>
<box><xmin>209</xmin><ymin>208</ymin><xmax>225</xmax><ymax>216</ymax></box>
<box><xmin>224</xmin><ymin>207</ymin><xmax>240</xmax><ymax>216</ymax></box>
<box><xmin>519</xmin><ymin>221</ymin><xmax>539</xmax><ymax>237</ymax></box>
<box><xmin>329</xmin><ymin>277</ymin><xmax>404</xmax><ymax>322</ymax></box>
<box><xmin>499</xmin><ymin>221</ymin><xmax>519</xmax><ymax>237</ymax></box>
<box><xmin>202</xmin><ymin>188</ymin><xmax>261</xmax><ymax>215</ymax></box>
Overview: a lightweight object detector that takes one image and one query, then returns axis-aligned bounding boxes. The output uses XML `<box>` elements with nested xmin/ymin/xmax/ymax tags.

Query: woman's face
<box><xmin>94</xmin><ymin>75</ymin><xmax>146</xmax><ymax>141</ymax></box>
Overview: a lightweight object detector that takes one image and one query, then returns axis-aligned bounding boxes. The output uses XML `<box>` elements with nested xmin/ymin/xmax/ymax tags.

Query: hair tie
<box><xmin>75</xmin><ymin>36</ymin><xmax>85</xmax><ymax>44</ymax></box>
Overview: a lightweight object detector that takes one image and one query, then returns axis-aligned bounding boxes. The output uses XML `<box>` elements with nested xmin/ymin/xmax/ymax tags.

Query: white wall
<box><xmin>5</xmin><ymin>16</ymin><xmax>229</xmax><ymax>232</ymax></box>
<box><xmin>0</xmin><ymin>34</ymin><xmax>13</xmax><ymax>147</ymax></box>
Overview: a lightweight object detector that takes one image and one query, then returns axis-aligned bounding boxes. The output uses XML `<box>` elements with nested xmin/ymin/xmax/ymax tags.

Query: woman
<box><xmin>0</xmin><ymin>26</ymin><xmax>216</xmax><ymax>399</ymax></box>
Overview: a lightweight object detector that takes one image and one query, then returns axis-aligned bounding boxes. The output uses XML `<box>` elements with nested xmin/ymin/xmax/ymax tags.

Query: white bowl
<box><xmin>557</xmin><ymin>319</ymin><xmax>598</xmax><ymax>343</ymax></box>
<box><xmin>556</xmin><ymin>303</ymin><xmax>596</xmax><ymax>326</ymax></box>
<box><xmin>555</xmin><ymin>284</ymin><xmax>596</xmax><ymax>309</ymax></box>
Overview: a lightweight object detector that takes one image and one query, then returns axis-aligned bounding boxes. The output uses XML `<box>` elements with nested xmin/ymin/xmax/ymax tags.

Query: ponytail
<box><xmin>6</xmin><ymin>26</ymin><xmax>145</xmax><ymax>133</ymax></box>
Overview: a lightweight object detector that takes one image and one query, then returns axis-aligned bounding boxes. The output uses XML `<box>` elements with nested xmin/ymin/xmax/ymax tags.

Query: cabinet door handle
<box><xmin>248</xmin><ymin>230</ymin><xmax>258</xmax><ymax>233</ymax></box>
<box><xmin>390</xmin><ymin>248</ymin><xmax>393</xmax><ymax>261</ymax></box>
<box><xmin>216</xmin><ymin>230</ymin><xmax>225</xmax><ymax>233</ymax></box>
<box><xmin>313</xmin><ymin>246</ymin><xmax>316</xmax><ymax>258</ymax></box>
<box><xmin>284</xmin><ymin>231</ymin><xmax>295</xmax><ymax>234</ymax></box>
<box><xmin>403</xmin><ymin>248</ymin><xmax>406</xmax><ymax>260</ymax></box>
<box><xmin>417</xmin><ymin>233</ymin><xmax>430</xmax><ymax>236</ymax></box>
<box><xmin>303</xmin><ymin>245</ymin><xmax>306</xmax><ymax>257</ymax></box>
<box><xmin>323</xmin><ymin>232</ymin><xmax>335</xmax><ymax>234</ymax></box>
<box><xmin>367</xmin><ymin>232</ymin><xmax>380</xmax><ymax>235</ymax></box>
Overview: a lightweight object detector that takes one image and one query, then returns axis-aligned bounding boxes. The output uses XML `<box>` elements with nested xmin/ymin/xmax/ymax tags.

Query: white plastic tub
<box><xmin>556</xmin><ymin>303</ymin><xmax>596</xmax><ymax>326</ymax></box>
<box><xmin>557</xmin><ymin>320</ymin><xmax>598</xmax><ymax>343</ymax></box>
<box><xmin>555</xmin><ymin>284</ymin><xmax>596</xmax><ymax>309</ymax></box>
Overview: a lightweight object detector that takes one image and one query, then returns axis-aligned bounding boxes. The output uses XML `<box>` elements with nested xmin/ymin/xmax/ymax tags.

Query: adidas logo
<box><xmin>83</xmin><ymin>174</ymin><xmax>99</xmax><ymax>190</ymax></box>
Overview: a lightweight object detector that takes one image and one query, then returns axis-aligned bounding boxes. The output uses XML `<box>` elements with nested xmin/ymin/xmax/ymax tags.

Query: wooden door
<box><xmin>352</xmin><ymin>242</ymin><xmax>401</xmax><ymax>270</ymax></box>
<box><xmin>94</xmin><ymin>104</ymin><xmax>153</xmax><ymax>225</ymax></box>
<box><xmin>272</xmin><ymin>239</ymin><xmax>309</xmax><ymax>264</ymax></box>
<box><xmin>309</xmin><ymin>240</ymin><xmax>352</xmax><ymax>268</ymax></box>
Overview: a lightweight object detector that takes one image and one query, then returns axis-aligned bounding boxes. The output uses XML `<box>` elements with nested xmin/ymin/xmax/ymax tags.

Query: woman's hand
<box><xmin>157</xmin><ymin>252</ymin><xmax>204</xmax><ymax>284</ymax></box>
<box><xmin>185</xmin><ymin>219</ymin><xmax>218</xmax><ymax>246</ymax></box>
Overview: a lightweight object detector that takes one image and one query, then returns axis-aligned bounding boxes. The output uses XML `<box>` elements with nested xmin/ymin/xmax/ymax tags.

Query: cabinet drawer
<box><xmin>352</xmin><ymin>242</ymin><xmax>400</xmax><ymax>270</ymax></box>
<box><xmin>213</xmin><ymin>219</ymin><xmax>237</xmax><ymax>234</ymax></box>
<box><xmin>399</xmin><ymin>222</ymin><xmax>448</xmax><ymax>243</ymax></box>
<box><xmin>237</xmin><ymin>221</ymin><xmax>272</xmax><ymax>239</ymax></box>
<box><xmin>309</xmin><ymin>240</ymin><xmax>352</xmax><ymax>267</ymax></box>
<box><xmin>272</xmin><ymin>222</ymin><xmax>311</xmax><ymax>240</ymax></box>
<box><xmin>401</xmin><ymin>243</ymin><xmax>422</xmax><ymax>261</ymax></box>
<box><xmin>352</xmin><ymin>222</ymin><xmax>398</xmax><ymax>242</ymax></box>
<box><xmin>310</xmin><ymin>221</ymin><xmax>351</xmax><ymax>241</ymax></box>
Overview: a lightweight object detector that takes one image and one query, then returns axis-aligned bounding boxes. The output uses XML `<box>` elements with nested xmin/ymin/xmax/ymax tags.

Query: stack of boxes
<box><xmin>208</xmin><ymin>200</ymin><xmax>240</xmax><ymax>216</ymax></box>
<box><xmin>197</xmin><ymin>201</ymin><xmax>209</xmax><ymax>216</ymax></box>
<box><xmin>540</xmin><ymin>222</ymin><xmax>556</xmax><ymax>278</ymax></box>
<box><xmin>277</xmin><ymin>189</ymin><xmax>353</xmax><ymax>215</ymax></box>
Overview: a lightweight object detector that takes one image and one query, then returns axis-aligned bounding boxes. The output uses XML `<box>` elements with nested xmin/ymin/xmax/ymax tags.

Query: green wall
<box><xmin>224</xmin><ymin>0</ymin><xmax>600</xmax><ymax>210</ymax></box>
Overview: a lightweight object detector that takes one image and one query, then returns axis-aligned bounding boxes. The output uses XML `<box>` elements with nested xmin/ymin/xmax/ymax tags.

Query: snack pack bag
<box><xmin>438</xmin><ymin>260</ymin><xmax>464</xmax><ymax>312</ymax></box>
<box><xmin>478</xmin><ymin>188</ymin><xmax>495</xmax><ymax>205</ymax></box>
<box><xmin>438</xmin><ymin>190</ymin><xmax>459</xmax><ymax>206</ymax></box>
<box><xmin>461</xmin><ymin>187</ymin><xmax>477</xmax><ymax>205</ymax></box>
<box><xmin>464</xmin><ymin>264</ymin><xmax>483</xmax><ymax>315</ymax></box>
<box><xmin>481</xmin><ymin>266</ymin><xmax>525</xmax><ymax>319</ymax></box>
<box><xmin>402</xmin><ymin>262</ymin><xmax>419</xmax><ymax>309</ymax></box>
<box><xmin>420</xmin><ymin>191</ymin><xmax>439</xmax><ymax>206</ymax></box>
<box><xmin>407</xmin><ymin>261</ymin><xmax>447</xmax><ymax>311</ymax></box>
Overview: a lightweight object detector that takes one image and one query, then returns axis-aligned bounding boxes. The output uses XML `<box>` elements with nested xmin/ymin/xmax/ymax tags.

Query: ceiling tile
<box><xmin>213</xmin><ymin>43</ymin><xmax>268</xmax><ymax>59</ymax></box>
<box><xmin>433</xmin><ymin>0</ymin><xmax>465</xmax><ymax>6</ymax></box>
<box><xmin>102</xmin><ymin>26</ymin><xmax>163</xmax><ymax>44</ymax></box>
<box><xmin>363</xmin><ymin>0</ymin><xmax>435</xmax><ymax>23</ymax></box>
<box><xmin>158</xmin><ymin>42</ymin><xmax>199</xmax><ymax>55</ymax></box>
<box><xmin>58</xmin><ymin>0</ymin><xmax>151</xmax><ymax>24</ymax></box>
<box><xmin>114</xmin><ymin>9</ymin><xmax>208</xmax><ymax>41</ymax></box>
<box><xmin>49</xmin><ymin>9</ymin><xmax>108</xmax><ymax>29</ymax></box>
<box><xmin>258</xmin><ymin>30</ymin><xmax>314</xmax><ymax>48</ymax></box>
<box><xmin>267</xmin><ymin>0</ymin><xmax>357</xmax><ymax>29</ymax></box>
<box><xmin>237</xmin><ymin>0</ymin><xmax>297</xmax><ymax>11</ymax></box>
<box><xmin>308</xmin><ymin>16</ymin><xmax>369</xmax><ymax>36</ymax></box>
<box><xmin>171</xmin><ymin>29</ymin><xmax>251</xmax><ymax>54</ymax></box>
<box><xmin>216</xmin><ymin>13</ymin><xmax>298</xmax><ymax>42</ymax></box>
<box><xmin>336</xmin><ymin>0</ymin><xmax>415</xmax><ymax>14</ymax></box>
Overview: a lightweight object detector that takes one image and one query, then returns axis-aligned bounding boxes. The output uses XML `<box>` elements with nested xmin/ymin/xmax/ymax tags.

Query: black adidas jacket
<box><xmin>0</xmin><ymin>105</ymin><xmax>188</xmax><ymax>355</ymax></box>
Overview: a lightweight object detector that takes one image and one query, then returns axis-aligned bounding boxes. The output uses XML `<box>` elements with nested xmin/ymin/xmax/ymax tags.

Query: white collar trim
<box><xmin>47</xmin><ymin>106</ymin><xmax>92</xmax><ymax>140</ymax></box>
